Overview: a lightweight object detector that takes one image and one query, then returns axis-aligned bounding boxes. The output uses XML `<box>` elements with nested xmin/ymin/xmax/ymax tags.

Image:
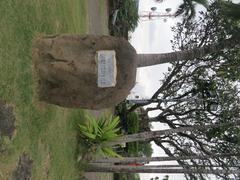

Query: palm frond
<box><xmin>78</xmin><ymin>114</ymin><xmax>122</xmax><ymax>159</ymax></box>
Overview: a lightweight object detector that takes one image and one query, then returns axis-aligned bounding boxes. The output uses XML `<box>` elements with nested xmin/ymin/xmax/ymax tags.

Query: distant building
<box><xmin>127</xmin><ymin>83</ymin><xmax>148</xmax><ymax>100</ymax></box>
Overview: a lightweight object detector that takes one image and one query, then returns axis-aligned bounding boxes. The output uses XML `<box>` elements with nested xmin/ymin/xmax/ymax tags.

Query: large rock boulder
<box><xmin>32</xmin><ymin>34</ymin><xmax>137</xmax><ymax>109</ymax></box>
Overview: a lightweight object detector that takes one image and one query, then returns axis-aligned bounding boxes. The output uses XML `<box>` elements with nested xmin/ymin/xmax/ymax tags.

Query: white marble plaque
<box><xmin>97</xmin><ymin>50</ymin><xmax>117</xmax><ymax>88</ymax></box>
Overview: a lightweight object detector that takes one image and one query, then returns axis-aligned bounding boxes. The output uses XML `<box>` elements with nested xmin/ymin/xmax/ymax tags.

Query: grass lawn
<box><xmin>0</xmin><ymin>0</ymin><xmax>107</xmax><ymax>179</ymax></box>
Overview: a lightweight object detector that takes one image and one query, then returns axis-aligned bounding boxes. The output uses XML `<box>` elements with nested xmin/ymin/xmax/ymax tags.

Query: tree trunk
<box><xmin>108</xmin><ymin>121</ymin><xmax>240</xmax><ymax>146</ymax></box>
<box><xmin>87</xmin><ymin>164</ymin><xmax>239</xmax><ymax>174</ymax></box>
<box><xmin>137</xmin><ymin>36</ymin><xmax>240</xmax><ymax>67</ymax></box>
<box><xmin>91</xmin><ymin>153</ymin><xmax>239</xmax><ymax>164</ymax></box>
<box><xmin>109</xmin><ymin>126</ymin><xmax>200</xmax><ymax>146</ymax></box>
<box><xmin>118</xmin><ymin>165</ymin><xmax>240</xmax><ymax>168</ymax></box>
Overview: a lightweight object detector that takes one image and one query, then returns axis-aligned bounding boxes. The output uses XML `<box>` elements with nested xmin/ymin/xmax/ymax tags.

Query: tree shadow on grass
<box><xmin>0</xmin><ymin>100</ymin><xmax>16</xmax><ymax>152</ymax></box>
<box><xmin>12</xmin><ymin>153</ymin><xmax>33</xmax><ymax>180</ymax></box>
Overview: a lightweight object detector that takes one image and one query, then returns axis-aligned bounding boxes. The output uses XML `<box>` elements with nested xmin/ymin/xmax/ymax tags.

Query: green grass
<box><xmin>0</xmin><ymin>0</ymin><xmax>93</xmax><ymax>179</ymax></box>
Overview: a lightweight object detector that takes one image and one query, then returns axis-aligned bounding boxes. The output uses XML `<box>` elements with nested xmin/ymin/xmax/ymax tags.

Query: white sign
<box><xmin>97</xmin><ymin>50</ymin><xmax>117</xmax><ymax>88</ymax></box>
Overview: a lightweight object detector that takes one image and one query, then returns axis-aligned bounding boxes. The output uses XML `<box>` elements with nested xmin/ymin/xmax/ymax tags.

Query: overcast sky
<box><xmin>129</xmin><ymin>0</ymin><xmax>180</xmax><ymax>101</ymax></box>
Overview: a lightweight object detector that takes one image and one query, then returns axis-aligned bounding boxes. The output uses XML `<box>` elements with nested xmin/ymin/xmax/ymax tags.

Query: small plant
<box><xmin>78</xmin><ymin>114</ymin><xmax>122</xmax><ymax>159</ymax></box>
<box><xmin>109</xmin><ymin>0</ymin><xmax>139</xmax><ymax>38</ymax></box>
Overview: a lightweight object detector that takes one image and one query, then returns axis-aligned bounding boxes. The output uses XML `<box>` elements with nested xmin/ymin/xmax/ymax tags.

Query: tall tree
<box><xmin>136</xmin><ymin>35</ymin><xmax>240</xmax><ymax>67</ymax></box>
<box><xmin>87</xmin><ymin>164</ymin><xmax>239</xmax><ymax>174</ymax></box>
<box><xmin>135</xmin><ymin>1</ymin><xmax>240</xmax><ymax>68</ymax></box>
<box><xmin>125</xmin><ymin>2</ymin><xmax>240</xmax><ymax>179</ymax></box>
<box><xmin>175</xmin><ymin>0</ymin><xmax>209</xmax><ymax>20</ymax></box>
<box><xmin>92</xmin><ymin>153</ymin><xmax>240</xmax><ymax>164</ymax></box>
<box><xmin>108</xmin><ymin>121</ymin><xmax>240</xmax><ymax>146</ymax></box>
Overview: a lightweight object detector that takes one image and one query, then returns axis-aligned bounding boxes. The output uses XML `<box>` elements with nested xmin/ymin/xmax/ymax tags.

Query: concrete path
<box><xmin>87</xmin><ymin>0</ymin><xmax>109</xmax><ymax>35</ymax></box>
<box><xmin>84</xmin><ymin>1</ymin><xmax>113</xmax><ymax>180</ymax></box>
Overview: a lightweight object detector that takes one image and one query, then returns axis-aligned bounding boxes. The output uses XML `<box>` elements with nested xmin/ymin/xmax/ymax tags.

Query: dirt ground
<box><xmin>84</xmin><ymin>1</ymin><xmax>114</xmax><ymax>180</ymax></box>
<box><xmin>12</xmin><ymin>153</ymin><xmax>33</xmax><ymax>180</ymax></box>
<box><xmin>0</xmin><ymin>100</ymin><xmax>15</xmax><ymax>139</ymax></box>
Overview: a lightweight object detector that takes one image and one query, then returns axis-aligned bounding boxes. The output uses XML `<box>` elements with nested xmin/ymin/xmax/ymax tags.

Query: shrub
<box><xmin>118</xmin><ymin>0</ymin><xmax>139</xmax><ymax>32</ymax></box>
<box><xmin>109</xmin><ymin>0</ymin><xmax>139</xmax><ymax>38</ymax></box>
<box><xmin>78</xmin><ymin>114</ymin><xmax>122</xmax><ymax>159</ymax></box>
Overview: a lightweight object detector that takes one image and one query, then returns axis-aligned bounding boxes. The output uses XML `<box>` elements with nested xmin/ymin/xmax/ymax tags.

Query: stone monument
<box><xmin>32</xmin><ymin>34</ymin><xmax>137</xmax><ymax>109</ymax></box>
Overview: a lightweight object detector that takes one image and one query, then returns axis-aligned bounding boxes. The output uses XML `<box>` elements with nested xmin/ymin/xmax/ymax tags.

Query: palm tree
<box><xmin>136</xmin><ymin>0</ymin><xmax>240</xmax><ymax>68</ymax></box>
<box><xmin>136</xmin><ymin>35</ymin><xmax>240</xmax><ymax>67</ymax></box>
<box><xmin>108</xmin><ymin>121</ymin><xmax>240</xmax><ymax>146</ymax></box>
<box><xmin>86</xmin><ymin>164</ymin><xmax>239</xmax><ymax>174</ymax></box>
<box><xmin>175</xmin><ymin>0</ymin><xmax>209</xmax><ymax>19</ymax></box>
<box><xmin>91</xmin><ymin>153</ymin><xmax>240</xmax><ymax>164</ymax></box>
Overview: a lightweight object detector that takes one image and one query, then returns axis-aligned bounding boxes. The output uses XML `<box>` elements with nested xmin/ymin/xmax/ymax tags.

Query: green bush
<box><xmin>114</xmin><ymin>173</ymin><xmax>140</xmax><ymax>180</ymax></box>
<box><xmin>126</xmin><ymin>112</ymin><xmax>139</xmax><ymax>133</ymax></box>
<box><xmin>138</xmin><ymin>142</ymin><xmax>153</xmax><ymax>157</ymax></box>
<box><xmin>118</xmin><ymin>0</ymin><xmax>139</xmax><ymax>32</ymax></box>
<box><xmin>78</xmin><ymin>114</ymin><xmax>122</xmax><ymax>159</ymax></box>
<box><xmin>126</xmin><ymin>112</ymin><xmax>139</xmax><ymax>156</ymax></box>
<box><xmin>110</xmin><ymin>0</ymin><xmax>139</xmax><ymax>38</ymax></box>
<box><xmin>114</xmin><ymin>110</ymin><xmax>152</xmax><ymax>180</ymax></box>
<box><xmin>126</xmin><ymin>112</ymin><xmax>153</xmax><ymax>157</ymax></box>
<box><xmin>115</xmin><ymin>105</ymin><xmax>153</xmax><ymax>157</ymax></box>
<box><xmin>115</xmin><ymin>101</ymin><xmax>128</xmax><ymax>117</ymax></box>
